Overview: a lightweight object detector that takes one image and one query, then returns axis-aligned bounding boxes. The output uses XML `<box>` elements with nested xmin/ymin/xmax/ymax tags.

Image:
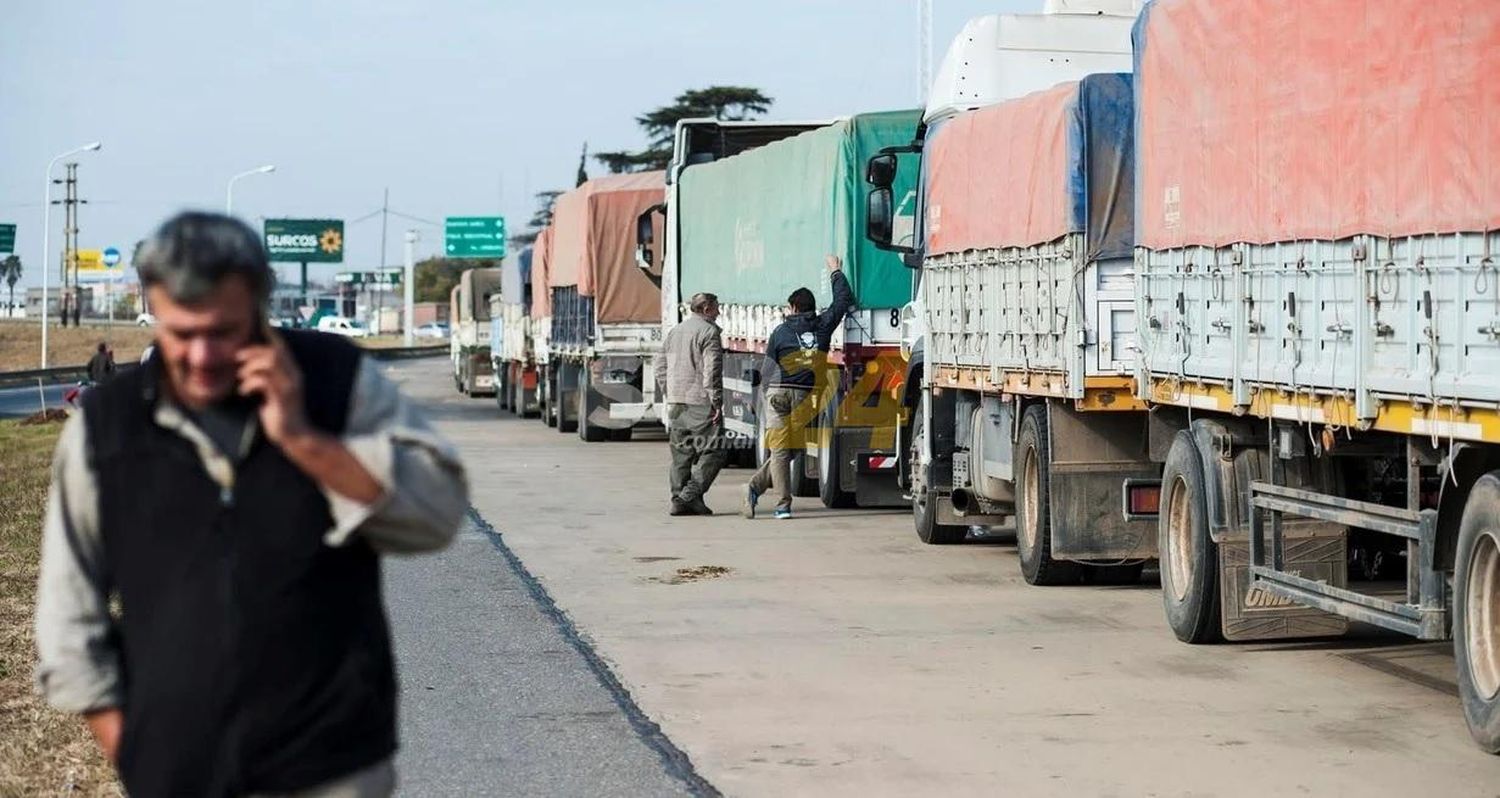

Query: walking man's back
<box><xmin>742</xmin><ymin>255</ymin><xmax>853</xmax><ymax>520</ymax></box>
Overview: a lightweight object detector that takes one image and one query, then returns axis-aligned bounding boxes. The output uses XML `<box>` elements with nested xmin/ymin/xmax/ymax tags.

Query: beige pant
<box><xmin>748</xmin><ymin>387</ymin><xmax>812</xmax><ymax>511</ymax></box>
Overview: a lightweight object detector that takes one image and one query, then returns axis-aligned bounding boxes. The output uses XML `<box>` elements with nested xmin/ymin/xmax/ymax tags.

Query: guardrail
<box><xmin>0</xmin><ymin>344</ymin><xmax>448</xmax><ymax>388</ymax></box>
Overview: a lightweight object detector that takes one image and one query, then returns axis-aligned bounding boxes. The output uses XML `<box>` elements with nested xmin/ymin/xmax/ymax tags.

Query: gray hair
<box><xmin>689</xmin><ymin>292</ymin><xmax>718</xmax><ymax>314</ymax></box>
<box><xmin>135</xmin><ymin>212</ymin><xmax>274</xmax><ymax>304</ymax></box>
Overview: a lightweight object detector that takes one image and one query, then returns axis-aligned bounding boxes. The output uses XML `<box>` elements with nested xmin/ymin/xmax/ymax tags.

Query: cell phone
<box><xmin>232</xmin><ymin>312</ymin><xmax>274</xmax><ymax>409</ymax></box>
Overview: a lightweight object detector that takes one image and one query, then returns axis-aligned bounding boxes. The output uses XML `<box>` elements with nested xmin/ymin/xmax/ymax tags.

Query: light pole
<box><xmin>41</xmin><ymin>141</ymin><xmax>101</xmax><ymax>368</ymax></box>
<box><xmin>403</xmin><ymin>230</ymin><xmax>418</xmax><ymax>347</ymax></box>
<box><xmin>226</xmin><ymin>165</ymin><xmax>275</xmax><ymax>215</ymax></box>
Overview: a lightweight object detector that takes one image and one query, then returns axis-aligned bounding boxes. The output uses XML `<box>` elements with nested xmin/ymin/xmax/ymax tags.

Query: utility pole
<box><xmin>53</xmin><ymin>163</ymin><xmax>87</xmax><ymax>327</ymax></box>
<box><xmin>918</xmin><ymin>0</ymin><xmax>933</xmax><ymax>106</ymax></box>
<box><xmin>376</xmin><ymin>187</ymin><xmax>389</xmax><ymax>329</ymax></box>
<box><xmin>403</xmin><ymin>230</ymin><xmax>417</xmax><ymax>347</ymax></box>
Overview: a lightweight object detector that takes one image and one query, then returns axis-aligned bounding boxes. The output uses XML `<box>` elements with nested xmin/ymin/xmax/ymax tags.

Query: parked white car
<box><xmin>315</xmin><ymin>316</ymin><xmax>370</xmax><ymax>338</ymax></box>
<box><xmin>413</xmin><ymin>322</ymin><xmax>450</xmax><ymax>339</ymax></box>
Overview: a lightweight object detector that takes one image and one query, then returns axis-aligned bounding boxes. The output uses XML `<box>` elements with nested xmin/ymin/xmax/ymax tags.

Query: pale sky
<box><xmin>1</xmin><ymin>0</ymin><xmax>1034</xmax><ymax>288</ymax></box>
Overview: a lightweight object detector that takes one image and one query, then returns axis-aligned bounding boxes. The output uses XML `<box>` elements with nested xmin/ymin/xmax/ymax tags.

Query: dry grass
<box><xmin>0</xmin><ymin>322</ymin><xmax>154</xmax><ymax>373</ymax></box>
<box><xmin>0</xmin><ymin>419</ymin><xmax>120</xmax><ymax>796</ymax></box>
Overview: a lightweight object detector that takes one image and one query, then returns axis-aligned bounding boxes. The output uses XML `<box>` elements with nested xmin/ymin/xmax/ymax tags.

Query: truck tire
<box><xmin>578</xmin><ymin>366</ymin><xmax>606</xmax><ymax>442</ymax></box>
<box><xmin>789</xmin><ymin>450</ymin><xmax>818</xmax><ymax>497</ymax></box>
<box><xmin>910</xmin><ymin>406</ymin><xmax>965</xmax><ymax>545</ymax></box>
<box><xmin>1454</xmin><ymin>471</ymin><xmax>1500</xmax><ymax>754</ymax></box>
<box><xmin>819</xmin><ymin>391</ymin><xmax>857</xmax><ymax>509</ymax></box>
<box><xmin>496</xmin><ymin>366</ymin><xmax>511</xmax><ymax>412</ymax></box>
<box><xmin>557</xmin><ymin>363</ymin><xmax>579</xmax><ymax>433</ymax></box>
<box><xmin>1015</xmin><ymin>405</ymin><xmax>1081</xmax><ymax>585</ymax></box>
<box><xmin>543</xmin><ymin>370</ymin><xmax>558</xmax><ymax>428</ymax></box>
<box><xmin>1158</xmin><ymin>429</ymin><xmax>1223</xmax><ymax>643</ymax></box>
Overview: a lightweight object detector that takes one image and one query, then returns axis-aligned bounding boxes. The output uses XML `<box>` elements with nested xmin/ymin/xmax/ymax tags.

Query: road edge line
<box><xmin>465</xmin><ymin>507</ymin><xmax>721</xmax><ymax>797</ymax></box>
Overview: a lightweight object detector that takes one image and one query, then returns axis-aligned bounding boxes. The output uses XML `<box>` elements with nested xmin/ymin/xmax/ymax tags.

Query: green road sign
<box><xmin>0</xmin><ymin>224</ymin><xmax>15</xmax><ymax>254</ymax></box>
<box><xmin>265</xmin><ymin>219</ymin><xmax>344</xmax><ymax>263</ymax></box>
<box><xmin>445</xmin><ymin>216</ymin><xmax>506</xmax><ymax>259</ymax></box>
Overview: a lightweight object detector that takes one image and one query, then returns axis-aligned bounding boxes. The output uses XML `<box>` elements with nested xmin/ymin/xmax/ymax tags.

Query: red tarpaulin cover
<box><xmin>1136</xmin><ymin>0</ymin><xmax>1500</xmax><ymax>247</ymax></box>
<box><xmin>548</xmin><ymin>171</ymin><xmax>664</xmax><ymax>324</ymax></box>
<box><xmin>529</xmin><ymin>226</ymin><xmax>553</xmax><ymax>320</ymax></box>
<box><xmin>925</xmin><ymin>82</ymin><xmax>1078</xmax><ymax>256</ymax></box>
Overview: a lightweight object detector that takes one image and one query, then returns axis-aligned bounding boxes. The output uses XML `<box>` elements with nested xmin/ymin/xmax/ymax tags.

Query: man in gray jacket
<box><xmin>35</xmin><ymin>212</ymin><xmax>467</xmax><ymax>797</ymax></box>
<box><xmin>653</xmin><ymin>292</ymin><xmax>726</xmax><ymax>516</ymax></box>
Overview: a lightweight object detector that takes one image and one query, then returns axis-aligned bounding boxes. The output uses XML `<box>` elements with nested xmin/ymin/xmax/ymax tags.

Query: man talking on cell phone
<box><xmin>34</xmin><ymin>211</ymin><xmax>469</xmax><ymax>797</ymax></box>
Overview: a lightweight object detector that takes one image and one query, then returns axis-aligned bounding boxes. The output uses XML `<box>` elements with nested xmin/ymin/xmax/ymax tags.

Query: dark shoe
<box><xmin>669</xmin><ymin>500</ymin><xmax>693</xmax><ymax>516</ymax></box>
<box><xmin>685</xmin><ymin>497</ymin><xmax>714</xmax><ymax>516</ymax></box>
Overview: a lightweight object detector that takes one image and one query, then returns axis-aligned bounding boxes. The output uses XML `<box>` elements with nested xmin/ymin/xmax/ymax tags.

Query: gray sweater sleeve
<box><xmin>34</xmin><ymin>411</ymin><xmax>122</xmax><ymax>714</ymax></box>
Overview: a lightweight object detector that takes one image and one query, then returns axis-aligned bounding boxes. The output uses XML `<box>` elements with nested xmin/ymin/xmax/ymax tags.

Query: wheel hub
<box><xmin>1468</xmin><ymin>529</ymin><xmax>1500</xmax><ymax>701</ymax></box>
<box><xmin>1166</xmin><ymin>475</ymin><xmax>1194</xmax><ymax>602</ymax></box>
<box><xmin>1021</xmin><ymin>448</ymin><xmax>1039</xmax><ymax>551</ymax></box>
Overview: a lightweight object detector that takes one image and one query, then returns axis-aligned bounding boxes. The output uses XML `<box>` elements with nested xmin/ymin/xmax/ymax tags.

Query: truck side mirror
<box><xmin>866</xmin><ymin>187</ymin><xmax>894</xmax><ymax>247</ymax></box>
<box><xmin>635</xmin><ymin>211</ymin><xmax>655</xmax><ymax>269</ymax></box>
<box><xmin>636</xmin><ymin>203</ymin><xmax>665</xmax><ymax>272</ymax></box>
<box><xmin>866</xmin><ymin>153</ymin><xmax>897</xmax><ymax>188</ymax></box>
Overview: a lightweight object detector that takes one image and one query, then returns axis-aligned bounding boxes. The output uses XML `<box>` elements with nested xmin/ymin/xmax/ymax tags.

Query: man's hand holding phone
<box><xmin>234</xmin><ymin>326</ymin><xmax>385</xmax><ymax>506</ymax></box>
<box><xmin>235</xmin><ymin>323</ymin><xmax>310</xmax><ymax>447</ymax></box>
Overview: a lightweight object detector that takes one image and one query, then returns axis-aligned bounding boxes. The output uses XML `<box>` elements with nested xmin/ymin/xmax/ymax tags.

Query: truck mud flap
<box><xmin>1218</xmin><ymin>524</ymin><xmax>1349</xmax><ymax>642</ymax></box>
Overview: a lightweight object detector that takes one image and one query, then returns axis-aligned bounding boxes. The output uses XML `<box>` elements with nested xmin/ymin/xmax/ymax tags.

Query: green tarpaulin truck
<box><xmin>641</xmin><ymin>110</ymin><xmax>921</xmax><ymax>507</ymax></box>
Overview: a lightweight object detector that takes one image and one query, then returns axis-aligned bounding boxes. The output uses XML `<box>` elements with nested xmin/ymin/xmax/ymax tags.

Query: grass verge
<box><xmin>0</xmin><ymin>418</ymin><xmax>118</xmax><ymax>796</ymax></box>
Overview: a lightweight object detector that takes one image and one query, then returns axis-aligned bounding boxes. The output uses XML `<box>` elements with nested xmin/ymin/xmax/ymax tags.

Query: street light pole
<box><xmin>40</xmin><ymin>141</ymin><xmax>101</xmax><ymax>368</ymax></box>
<box><xmin>403</xmin><ymin>230</ymin><xmax>417</xmax><ymax>347</ymax></box>
<box><xmin>226</xmin><ymin>164</ymin><xmax>276</xmax><ymax>215</ymax></box>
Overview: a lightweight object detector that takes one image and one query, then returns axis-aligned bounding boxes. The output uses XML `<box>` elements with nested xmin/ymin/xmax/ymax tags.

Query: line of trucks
<box><xmin>450</xmin><ymin>0</ymin><xmax>1500</xmax><ymax>753</ymax></box>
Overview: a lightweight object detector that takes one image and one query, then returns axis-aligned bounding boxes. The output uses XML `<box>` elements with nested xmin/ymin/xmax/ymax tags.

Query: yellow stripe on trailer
<box><xmin>1144</xmin><ymin>379</ymin><xmax>1500</xmax><ymax>445</ymax></box>
<box><xmin>931</xmin><ymin>367</ymin><xmax>1146</xmax><ymax>411</ymax></box>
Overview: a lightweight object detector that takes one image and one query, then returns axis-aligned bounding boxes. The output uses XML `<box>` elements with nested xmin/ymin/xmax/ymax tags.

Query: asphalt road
<box><xmin>383</xmin><ymin>357</ymin><xmax>1500</xmax><ymax>796</ymax></box>
<box><xmin>0</xmin><ymin>383</ymin><xmax>70</xmax><ymax>418</ymax></box>
<box><xmin>386</xmin><ymin>512</ymin><xmax>707</xmax><ymax>796</ymax></box>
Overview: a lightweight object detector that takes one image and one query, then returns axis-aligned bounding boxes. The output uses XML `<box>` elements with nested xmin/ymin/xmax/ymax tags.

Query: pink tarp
<box><xmin>548</xmin><ymin>171</ymin><xmax>665</xmax><ymax>324</ymax></box>
<box><xmin>1137</xmin><ymin>0</ymin><xmax>1500</xmax><ymax>247</ymax></box>
<box><xmin>529</xmin><ymin>226</ymin><xmax>553</xmax><ymax>320</ymax></box>
<box><xmin>925</xmin><ymin>83</ymin><xmax>1078</xmax><ymax>256</ymax></box>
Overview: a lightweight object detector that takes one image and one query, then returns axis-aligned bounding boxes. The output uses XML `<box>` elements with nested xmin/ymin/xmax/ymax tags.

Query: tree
<box><xmin>509</xmin><ymin>190</ymin><xmax>564</xmax><ymax>247</ymax></box>
<box><xmin>575</xmin><ymin>142</ymin><xmax>590</xmax><ymax>187</ymax></box>
<box><xmin>595</xmin><ymin>85</ymin><xmax>774</xmax><ymax>173</ymax></box>
<box><xmin>0</xmin><ymin>255</ymin><xmax>20</xmax><ymax>315</ymax></box>
<box><xmin>412</xmin><ymin>257</ymin><xmax>502</xmax><ymax>303</ymax></box>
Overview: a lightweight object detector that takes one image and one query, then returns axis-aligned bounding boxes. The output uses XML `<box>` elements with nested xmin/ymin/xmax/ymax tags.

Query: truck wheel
<box><xmin>789</xmin><ymin>450</ymin><xmax>818</xmax><ymax>497</ymax></box>
<box><xmin>906</xmin><ymin>393</ymin><xmax>966</xmax><ymax>543</ymax></box>
<box><xmin>819</xmin><ymin>392</ymin><xmax>857</xmax><ymax>509</ymax></box>
<box><xmin>1015</xmin><ymin>405</ymin><xmax>1081</xmax><ymax>585</ymax></box>
<box><xmin>496</xmin><ymin>367</ymin><xmax>511</xmax><ymax>412</ymax></box>
<box><xmin>1454</xmin><ymin>471</ymin><xmax>1500</xmax><ymax>754</ymax></box>
<box><xmin>557</xmin><ymin>364</ymin><xmax>579</xmax><ymax>433</ymax></box>
<box><xmin>543</xmin><ymin>370</ymin><xmax>558</xmax><ymax>428</ymax></box>
<box><xmin>513</xmin><ymin>373</ymin><xmax>531</xmax><ymax>418</ymax></box>
<box><xmin>578</xmin><ymin>366</ymin><xmax>606</xmax><ymax>442</ymax></box>
<box><xmin>1158</xmin><ymin>430</ymin><xmax>1223</xmax><ymax>643</ymax></box>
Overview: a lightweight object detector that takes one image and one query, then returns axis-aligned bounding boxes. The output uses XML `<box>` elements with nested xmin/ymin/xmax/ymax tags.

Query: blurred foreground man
<box><xmin>35</xmin><ymin>212</ymin><xmax>469</xmax><ymax>797</ymax></box>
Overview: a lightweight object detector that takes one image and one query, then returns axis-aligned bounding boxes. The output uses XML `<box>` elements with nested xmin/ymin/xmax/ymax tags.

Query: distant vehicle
<box><xmin>315</xmin><ymin>316</ymin><xmax>370</xmax><ymax>338</ymax></box>
<box><xmin>135</xmin><ymin>312</ymin><xmax>156</xmax><ymax>327</ymax></box>
<box><xmin>413</xmin><ymin>321</ymin><xmax>449</xmax><ymax>339</ymax></box>
<box><xmin>451</xmin><ymin>269</ymin><xmax>500</xmax><ymax>397</ymax></box>
<box><xmin>268</xmin><ymin>316</ymin><xmax>302</xmax><ymax>329</ymax></box>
